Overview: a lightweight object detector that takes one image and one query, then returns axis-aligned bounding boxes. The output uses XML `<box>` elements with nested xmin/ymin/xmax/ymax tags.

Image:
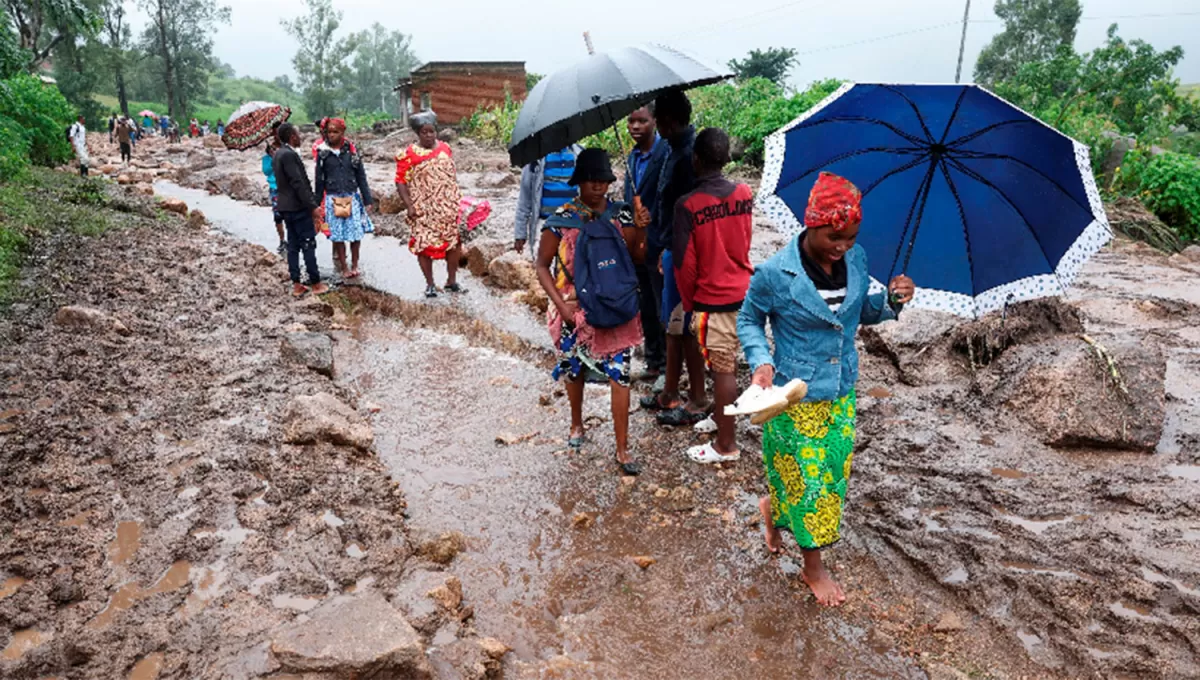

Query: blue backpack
<box><xmin>572</xmin><ymin>212</ymin><xmax>640</xmax><ymax>329</ymax></box>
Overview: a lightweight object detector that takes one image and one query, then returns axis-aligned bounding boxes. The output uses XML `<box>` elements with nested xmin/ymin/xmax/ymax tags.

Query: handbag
<box><xmin>332</xmin><ymin>196</ymin><xmax>353</xmax><ymax>219</ymax></box>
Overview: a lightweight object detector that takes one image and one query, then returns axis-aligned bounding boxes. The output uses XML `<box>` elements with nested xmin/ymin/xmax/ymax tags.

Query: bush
<box><xmin>1118</xmin><ymin>150</ymin><xmax>1200</xmax><ymax>241</ymax></box>
<box><xmin>0</xmin><ymin>74</ymin><xmax>77</xmax><ymax>175</ymax></box>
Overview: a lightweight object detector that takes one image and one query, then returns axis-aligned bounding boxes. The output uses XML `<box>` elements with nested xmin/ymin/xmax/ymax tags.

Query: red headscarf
<box><xmin>324</xmin><ymin>117</ymin><xmax>347</xmax><ymax>133</ymax></box>
<box><xmin>805</xmin><ymin>171</ymin><xmax>862</xmax><ymax>231</ymax></box>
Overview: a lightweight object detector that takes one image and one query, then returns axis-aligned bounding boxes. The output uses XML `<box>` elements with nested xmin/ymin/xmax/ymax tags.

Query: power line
<box><xmin>667</xmin><ymin>0</ymin><xmax>823</xmax><ymax>44</ymax></box>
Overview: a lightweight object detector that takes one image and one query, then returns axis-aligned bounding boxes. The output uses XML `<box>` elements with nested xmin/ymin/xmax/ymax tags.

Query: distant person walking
<box><xmin>116</xmin><ymin>116</ymin><xmax>134</xmax><ymax>164</ymax></box>
<box><xmin>68</xmin><ymin>116</ymin><xmax>89</xmax><ymax>177</ymax></box>
<box><xmin>623</xmin><ymin>105</ymin><xmax>669</xmax><ymax>382</ymax></box>
<box><xmin>395</xmin><ymin>110</ymin><xmax>465</xmax><ymax>298</ymax></box>
<box><xmin>160</xmin><ymin>115</ymin><xmax>170</xmax><ymax>137</ymax></box>
<box><xmin>216</xmin><ymin>119</ymin><xmax>225</xmax><ymax>137</ymax></box>
<box><xmin>514</xmin><ymin>145</ymin><xmax>581</xmax><ymax>259</ymax></box>
<box><xmin>315</xmin><ymin>117</ymin><xmax>374</xmax><ymax>279</ymax></box>
<box><xmin>262</xmin><ymin>138</ymin><xmax>286</xmax><ymax>255</ymax></box>
<box><xmin>142</xmin><ymin>113</ymin><xmax>154</xmax><ymax>135</ymax></box>
<box><xmin>108</xmin><ymin>113</ymin><xmax>116</xmax><ymax>144</ymax></box>
<box><xmin>201</xmin><ymin>120</ymin><xmax>210</xmax><ymax>136</ymax></box>
<box><xmin>273</xmin><ymin>122</ymin><xmax>329</xmax><ymax>298</ymax></box>
<box><xmin>190</xmin><ymin>119</ymin><xmax>199</xmax><ymax>138</ymax></box>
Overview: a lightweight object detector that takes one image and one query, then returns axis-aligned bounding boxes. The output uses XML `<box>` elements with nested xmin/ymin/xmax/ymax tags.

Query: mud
<box><xmin>15</xmin><ymin>130</ymin><xmax>1200</xmax><ymax>679</ymax></box>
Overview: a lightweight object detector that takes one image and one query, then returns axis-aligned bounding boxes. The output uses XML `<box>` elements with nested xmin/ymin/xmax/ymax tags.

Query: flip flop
<box><xmin>291</xmin><ymin>285</ymin><xmax>310</xmax><ymax>299</ymax></box>
<box><xmin>615</xmin><ymin>454</ymin><xmax>642</xmax><ymax>476</ymax></box>
<box><xmin>656</xmin><ymin>406</ymin><xmax>708</xmax><ymax>427</ymax></box>
<box><xmin>686</xmin><ymin>442</ymin><xmax>741</xmax><ymax>465</ymax></box>
<box><xmin>567</xmin><ymin>433</ymin><xmax>586</xmax><ymax>452</ymax></box>
<box><xmin>694</xmin><ymin>416</ymin><xmax>718</xmax><ymax>434</ymax></box>
<box><xmin>444</xmin><ymin>283</ymin><xmax>467</xmax><ymax>294</ymax></box>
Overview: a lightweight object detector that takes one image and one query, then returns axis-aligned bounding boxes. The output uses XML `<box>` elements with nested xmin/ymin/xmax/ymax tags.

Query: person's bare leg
<box><xmin>349</xmin><ymin>241</ymin><xmax>361</xmax><ymax>274</ymax></box>
<box><xmin>332</xmin><ymin>242</ymin><xmax>347</xmax><ymax>274</ymax></box>
<box><xmin>566</xmin><ymin>375</ymin><xmax>585</xmax><ymax>441</ymax></box>
<box><xmin>275</xmin><ymin>222</ymin><xmax>285</xmax><ymax>243</ymax></box>
<box><xmin>418</xmin><ymin>255</ymin><xmax>435</xmax><ymax>287</ymax></box>
<box><xmin>713</xmin><ymin>371</ymin><xmax>739</xmax><ymax>454</ymax></box>
<box><xmin>611</xmin><ymin>381</ymin><xmax>633</xmax><ymax>465</ymax></box>
<box><xmin>759</xmin><ymin>496</ymin><xmax>782</xmax><ymax>554</ymax></box>
<box><xmin>683</xmin><ymin>335</ymin><xmax>710</xmax><ymax>414</ymax></box>
<box><xmin>445</xmin><ymin>246</ymin><xmax>461</xmax><ymax>287</ymax></box>
<box><xmin>801</xmin><ymin>549</ymin><xmax>846</xmax><ymax>607</ymax></box>
<box><xmin>659</xmin><ymin>333</ymin><xmax>684</xmax><ymax>408</ymax></box>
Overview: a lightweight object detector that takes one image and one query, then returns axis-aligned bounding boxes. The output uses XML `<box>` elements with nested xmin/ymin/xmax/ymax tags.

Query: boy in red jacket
<box><xmin>672</xmin><ymin>128</ymin><xmax>755</xmax><ymax>464</ymax></box>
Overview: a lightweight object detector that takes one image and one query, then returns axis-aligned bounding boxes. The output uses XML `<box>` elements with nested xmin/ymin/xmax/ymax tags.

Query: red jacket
<box><xmin>672</xmin><ymin>174</ymin><xmax>754</xmax><ymax>312</ymax></box>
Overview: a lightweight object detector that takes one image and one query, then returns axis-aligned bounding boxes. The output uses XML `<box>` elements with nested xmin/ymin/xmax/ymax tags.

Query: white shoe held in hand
<box><xmin>725</xmin><ymin>379</ymin><xmax>809</xmax><ymax>425</ymax></box>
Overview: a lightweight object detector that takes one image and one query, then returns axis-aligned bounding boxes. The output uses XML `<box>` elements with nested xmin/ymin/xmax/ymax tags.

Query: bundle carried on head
<box><xmin>410</xmin><ymin>110</ymin><xmax>438</xmax><ymax>132</ymax></box>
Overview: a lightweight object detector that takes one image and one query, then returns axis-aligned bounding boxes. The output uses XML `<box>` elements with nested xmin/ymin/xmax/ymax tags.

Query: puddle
<box><xmin>128</xmin><ymin>652</ymin><xmax>165</xmax><ymax>680</ymax></box>
<box><xmin>1109</xmin><ymin>600</ymin><xmax>1157</xmax><ymax>621</ymax></box>
<box><xmin>321</xmin><ymin>510</ymin><xmax>345</xmax><ymax>529</ymax></box>
<box><xmin>0</xmin><ymin>575</ymin><xmax>27</xmax><ymax>600</ymax></box>
<box><xmin>1002</xmin><ymin>561</ymin><xmax>1088</xmax><ymax>580</ymax></box>
<box><xmin>271</xmin><ymin>594</ymin><xmax>322</xmax><ymax>612</ymax></box>
<box><xmin>183</xmin><ymin>564</ymin><xmax>227</xmax><ymax>615</ymax></box>
<box><xmin>345</xmin><ymin>543</ymin><xmax>366</xmax><ymax>559</ymax></box>
<box><xmin>109</xmin><ymin>520</ymin><xmax>143</xmax><ymax>566</ymax></box>
<box><xmin>1016</xmin><ymin>630</ymin><xmax>1043</xmax><ymax>654</ymax></box>
<box><xmin>1140</xmin><ymin>566</ymin><xmax>1200</xmax><ymax>598</ymax></box>
<box><xmin>1</xmin><ymin>629</ymin><xmax>51</xmax><ymax>661</ymax></box>
<box><xmin>1183</xmin><ymin>530</ymin><xmax>1200</xmax><ymax>542</ymax></box>
<box><xmin>88</xmin><ymin>561</ymin><xmax>192</xmax><ymax>629</ymax></box>
<box><xmin>177</xmin><ymin>486</ymin><xmax>201</xmax><ymax>500</ymax></box>
<box><xmin>247</xmin><ymin>572</ymin><xmax>280</xmax><ymax>596</ymax></box>
<box><xmin>1166</xmin><ymin>465</ymin><xmax>1200</xmax><ymax>482</ymax></box>
<box><xmin>1001</xmin><ymin>514</ymin><xmax>1075</xmax><ymax>535</ymax></box>
<box><xmin>1088</xmin><ymin>646</ymin><xmax>1118</xmax><ymax>660</ymax></box>
<box><xmin>942</xmin><ymin>567</ymin><xmax>970</xmax><ymax>585</ymax></box>
<box><xmin>990</xmin><ymin>468</ymin><xmax>1028</xmax><ymax>480</ymax></box>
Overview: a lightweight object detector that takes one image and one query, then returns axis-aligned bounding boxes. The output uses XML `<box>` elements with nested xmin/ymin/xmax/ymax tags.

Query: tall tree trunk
<box><xmin>155</xmin><ymin>1</ymin><xmax>177</xmax><ymax>117</ymax></box>
<box><xmin>116</xmin><ymin>71</ymin><xmax>130</xmax><ymax>117</ymax></box>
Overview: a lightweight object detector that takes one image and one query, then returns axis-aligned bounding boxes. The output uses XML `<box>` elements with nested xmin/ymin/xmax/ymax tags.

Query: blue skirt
<box><xmin>325</xmin><ymin>193</ymin><xmax>374</xmax><ymax>243</ymax></box>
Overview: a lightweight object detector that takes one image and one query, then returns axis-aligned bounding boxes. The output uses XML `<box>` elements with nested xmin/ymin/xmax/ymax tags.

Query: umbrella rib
<box><xmin>900</xmin><ymin>161</ymin><xmax>938</xmax><ymax>276</ymax></box>
<box><xmin>945</xmin><ymin>119</ymin><xmax>1039</xmax><ymax>149</ymax></box>
<box><xmin>947</xmin><ymin>150</ymin><xmax>1094</xmax><ymax>215</ymax></box>
<box><xmin>861</xmin><ymin>152</ymin><xmax>933</xmax><ymax>197</ymax></box>
<box><xmin>780</xmin><ymin>146</ymin><xmax>927</xmax><ymax>193</ymax></box>
<box><xmin>938</xmin><ymin>159</ymin><xmax>979</xmax><ymax>312</ymax></box>
<box><xmin>946</xmin><ymin>156</ymin><xmax>1059</xmax><ymax>283</ymax></box>
<box><xmin>798</xmin><ymin>116</ymin><xmax>929</xmax><ymax>147</ymax></box>
<box><xmin>888</xmin><ymin>160</ymin><xmax>937</xmax><ymax>282</ymax></box>
<box><xmin>880</xmin><ymin>85</ymin><xmax>936</xmax><ymax>144</ymax></box>
<box><xmin>938</xmin><ymin>88</ymin><xmax>969</xmax><ymax>144</ymax></box>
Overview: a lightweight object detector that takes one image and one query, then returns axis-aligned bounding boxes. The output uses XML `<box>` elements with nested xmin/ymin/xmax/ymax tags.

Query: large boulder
<box><xmin>377</xmin><ymin>192</ymin><xmax>405</xmax><ymax>215</ymax></box>
<box><xmin>270</xmin><ymin>593</ymin><xmax>431</xmax><ymax>678</ymax></box>
<box><xmin>282</xmin><ymin>332</ymin><xmax>334</xmax><ymax>376</ymax></box>
<box><xmin>160</xmin><ymin>198</ymin><xmax>188</xmax><ymax>215</ymax></box>
<box><xmin>283</xmin><ymin>393</ymin><xmax>374</xmax><ymax>451</ymax></box>
<box><xmin>464</xmin><ymin>239</ymin><xmax>509</xmax><ymax>278</ymax></box>
<box><xmin>487</xmin><ymin>251</ymin><xmax>538</xmax><ymax>291</ymax></box>
<box><xmin>188</xmin><ymin>152</ymin><xmax>217</xmax><ymax>172</ymax></box>
<box><xmin>203</xmin><ymin>135</ymin><xmax>225</xmax><ymax>149</ymax></box>
<box><xmin>53</xmin><ymin>306</ymin><xmax>130</xmax><ymax>336</ymax></box>
<box><xmin>987</xmin><ymin>335</ymin><xmax>1166</xmax><ymax>450</ymax></box>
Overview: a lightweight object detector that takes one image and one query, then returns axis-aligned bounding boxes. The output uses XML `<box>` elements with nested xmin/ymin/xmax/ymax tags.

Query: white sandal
<box><xmin>694</xmin><ymin>416</ymin><xmax>718</xmax><ymax>434</ymax></box>
<box><xmin>686</xmin><ymin>443</ymin><xmax>741</xmax><ymax>465</ymax></box>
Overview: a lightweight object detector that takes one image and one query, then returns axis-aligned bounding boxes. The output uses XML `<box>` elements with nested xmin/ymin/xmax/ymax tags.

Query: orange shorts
<box><xmin>691</xmin><ymin>311</ymin><xmax>740</xmax><ymax>374</ymax></box>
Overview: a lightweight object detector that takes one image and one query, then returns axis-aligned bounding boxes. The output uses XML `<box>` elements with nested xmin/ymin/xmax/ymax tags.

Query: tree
<box><xmin>974</xmin><ymin>0</ymin><xmax>1081</xmax><ymax>85</ymax></box>
<box><xmin>728</xmin><ymin>47</ymin><xmax>798</xmax><ymax>86</ymax></box>
<box><xmin>282</xmin><ymin>0</ymin><xmax>354</xmax><ymax>119</ymax></box>
<box><xmin>138</xmin><ymin>0</ymin><xmax>230</xmax><ymax>117</ymax></box>
<box><xmin>526</xmin><ymin>72</ymin><xmax>543</xmax><ymax>91</ymax></box>
<box><xmin>98</xmin><ymin>0</ymin><xmax>134</xmax><ymax>116</ymax></box>
<box><xmin>2</xmin><ymin>0</ymin><xmax>98</xmax><ymax>70</ymax></box>
<box><xmin>345</xmin><ymin>22</ymin><xmax>417</xmax><ymax>114</ymax></box>
<box><xmin>272</xmin><ymin>73</ymin><xmax>295</xmax><ymax>94</ymax></box>
<box><xmin>0</xmin><ymin>19</ymin><xmax>28</xmax><ymax>78</ymax></box>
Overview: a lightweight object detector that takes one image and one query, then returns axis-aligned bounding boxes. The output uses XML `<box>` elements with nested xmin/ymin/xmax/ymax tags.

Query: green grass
<box><xmin>93</xmin><ymin>74</ymin><xmax>310</xmax><ymax>126</ymax></box>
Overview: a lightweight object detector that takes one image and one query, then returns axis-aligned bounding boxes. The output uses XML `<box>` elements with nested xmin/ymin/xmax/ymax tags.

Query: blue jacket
<box><xmin>622</xmin><ymin>136</ymin><xmax>668</xmax><ymax>213</ymax></box>
<box><xmin>738</xmin><ymin>237</ymin><xmax>897</xmax><ymax>401</ymax></box>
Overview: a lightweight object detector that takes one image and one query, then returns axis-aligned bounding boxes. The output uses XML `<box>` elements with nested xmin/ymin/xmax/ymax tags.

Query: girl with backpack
<box><xmin>535</xmin><ymin>149</ymin><xmax>649</xmax><ymax>476</ymax></box>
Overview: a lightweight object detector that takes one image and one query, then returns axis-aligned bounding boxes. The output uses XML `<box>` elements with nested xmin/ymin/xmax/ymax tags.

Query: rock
<box><xmin>438</xmin><ymin>127</ymin><xmax>458</xmax><ymax>143</ymax></box>
<box><xmin>130</xmin><ymin>170</ymin><xmax>153</xmax><ymax>184</ymax></box>
<box><xmin>270</xmin><ymin>593</ymin><xmax>431</xmax><ymax>678</ymax></box>
<box><xmin>925</xmin><ymin>664</ymin><xmax>971</xmax><ymax>680</ymax></box>
<box><xmin>377</xmin><ymin>192</ymin><xmax>405</xmax><ymax>214</ymax></box>
<box><xmin>988</xmin><ymin>336</ymin><xmax>1166</xmax><ymax>450</ymax></box>
<box><xmin>572</xmin><ymin>512</ymin><xmax>594</xmax><ymax>530</ymax></box>
<box><xmin>479</xmin><ymin>171</ymin><xmax>516</xmax><ymax>188</ymax></box>
<box><xmin>160</xmin><ymin>198</ymin><xmax>188</xmax><ymax>215</ymax></box>
<box><xmin>392</xmin><ymin>570</ymin><xmax>453</xmax><ymax>635</ymax></box>
<box><xmin>514</xmin><ymin>288</ymin><xmax>549</xmax><ymax>314</ymax></box>
<box><xmin>188</xmin><ymin>152</ymin><xmax>217</xmax><ymax>172</ymax></box>
<box><xmin>282</xmin><ymin>332</ymin><xmax>334</xmax><ymax>376</ymax></box>
<box><xmin>296</xmin><ymin>296</ymin><xmax>335</xmax><ymax>318</ymax></box>
<box><xmin>166</xmin><ymin>145</ymin><xmax>186</xmax><ymax>154</ymax></box>
<box><xmin>730</xmin><ymin>137</ymin><xmax>747</xmax><ymax>163</ymax></box>
<box><xmin>186</xmin><ymin>210</ymin><xmax>207</xmax><ymax>229</ymax></box>
<box><xmin>225</xmin><ymin>174</ymin><xmax>261</xmax><ymax>203</ymax></box>
<box><xmin>99</xmin><ymin>164</ymin><xmax>117</xmax><ymax>175</ymax></box>
<box><xmin>135</xmin><ymin>183</ymin><xmax>154</xmax><ymax>196</ymax></box>
<box><xmin>629</xmin><ymin>556</ymin><xmax>656</xmax><ymax>570</ymax></box>
<box><xmin>416</xmin><ymin>531</ymin><xmax>466</xmax><ymax>565</ymax></box>
<box><xmin>427</xmin><ymin>575</ymin><xmax>463</xmax><ymax>613</ymax></box>
<box><xmin>117</xmin><ymin>174</ymin><xmax>134</xmax><ymax>185</ymax></box>
<box><xmin>1102</xmin><ymin>131</ymin><xmax>1137</xmax><ymax>183</ymax></box>
<box><xmin>487</xmin><ymin>251</ymin><xmax>538</xmax><ymax>291</ymax></box>
<box><xmin>1180</xmin><ymin>245</ymin><xmax>1200</xmax><ymax>263</ymax></box>
<box><xmin>933</xmin><ymin>611</ymin><xmax>965</xmax><ymax>633</ymax></box>
<box><xmin>666</xmin><ymin>486</ymin><xmax>696</xmax><ymax>512</ymax></box>
<box><xmin>478</xmin><ymin>638</ymin><xmax>509</xmax><ymax>661</ymax></box>
<box><xmin>203</xmin><ymin>135</ymin><xmax>225</xmax><ymax>149</ymax></box>
<box><xmin>464</xmin><ymin>239</ymin><xmax>509</xmax><ymax>278</ymax></box>
<box><xmin>53</xmin><ymin>306</ymin><xmax>130</xmax><ymax>336</ymax></box>
<box><xmin>283</xmin><ymin>393</ymin><xmax>375</xmax><ymax>451</ymax></box>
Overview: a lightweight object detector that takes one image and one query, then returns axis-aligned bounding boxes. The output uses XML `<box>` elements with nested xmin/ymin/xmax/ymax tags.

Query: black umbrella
<box><xmin>508</xmin><ymin>44</ymin><xmax>732</xmax><ymax>167</ymax></box>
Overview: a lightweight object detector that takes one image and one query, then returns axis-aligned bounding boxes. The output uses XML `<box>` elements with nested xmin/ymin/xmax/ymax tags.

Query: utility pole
<box><xmin>583</xmin><ymin>31</ymin><xmax>595</xmax><ymax>55</ymax></box>
<box><xmin>954</xmin><ymin>0</ymin><xmax>972</xmax><ymax>83</ymax></box>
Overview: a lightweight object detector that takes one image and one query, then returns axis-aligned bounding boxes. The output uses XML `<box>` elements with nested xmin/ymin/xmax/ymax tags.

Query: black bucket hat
<box><xmin>569</xmin><ymin>148</ymin><xmax>617</xmax><ymax>186</ymax></box>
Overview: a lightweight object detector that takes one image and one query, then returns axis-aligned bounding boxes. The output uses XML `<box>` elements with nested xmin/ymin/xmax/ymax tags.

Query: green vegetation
<box><xmin>728</xmin><ymin>47</ymin><xmax>798</xmax><ymax>86</ymax></box>
<box><xmin>0</xmin><ymin>73</ymin><xmax>76</xmax><ymax>177</ymax></box>
<box><xmin>1114</xmin><ymin>150</ymin><xmax>1200</xmax><ymax>242</ymax></box>
<box><xmin>93</xmin><ymin>71</ymin><xmax>310</xmax><ymax>127</ymax></box>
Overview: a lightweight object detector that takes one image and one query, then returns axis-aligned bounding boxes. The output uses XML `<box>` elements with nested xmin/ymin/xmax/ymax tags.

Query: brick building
<box><xmin>397</xmin><ymin>62</ymin><xmax>527</xmax><ymax>125</ymax></box>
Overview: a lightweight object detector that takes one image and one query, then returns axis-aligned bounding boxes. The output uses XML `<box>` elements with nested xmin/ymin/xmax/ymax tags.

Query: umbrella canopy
<box><xmin>137</xmin><ymin>110</ymin><xmax>156</xmax><ymax>118</ymax></box>
<box><xmin>222</xmin><ymin>102</ymin><xmax>291</xmax><ymax>151</ymax></box>
<box><xmin>758</xmin><ymin>83</ymin><xmax>1112</xmax><ymax>319</ymax></box>
<box><xmin>508</xmin><ymin>44</ymin><xmax>731</xmax><ymax>167</ymax></box>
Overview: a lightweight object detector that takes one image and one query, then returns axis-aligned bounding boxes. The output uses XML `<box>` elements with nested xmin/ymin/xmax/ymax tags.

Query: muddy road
<box><xmin>2</xmin><ymin>131</ymin><xmax>1199</xmax><ymax>679</ymax></box>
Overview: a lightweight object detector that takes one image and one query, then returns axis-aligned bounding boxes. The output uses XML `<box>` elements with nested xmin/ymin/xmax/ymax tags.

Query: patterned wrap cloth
<box><xmin>805</xmin><ymin>171</ymin><xmax>863</xmax><ymax>231</ymax></box>
<box><xmin>396</xmin><ymin>141</ymin><xmax>462</xmax><ymax>259</ymax></box>
<box><xmin>543</xmin><ymin>199</ymin><xmax>643</xmax><ymax>387</ymax></box>
<box><xmin>763</xmin><ymin>391</ymin><xmax>857</xmax><ymax>550</ymax></box>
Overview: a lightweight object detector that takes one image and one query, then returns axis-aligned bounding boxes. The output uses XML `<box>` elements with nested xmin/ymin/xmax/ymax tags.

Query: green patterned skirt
<box><xmin>762</xmin><ymin>390</ymin><xmax>856</xmax><ymax>550</ymax></box>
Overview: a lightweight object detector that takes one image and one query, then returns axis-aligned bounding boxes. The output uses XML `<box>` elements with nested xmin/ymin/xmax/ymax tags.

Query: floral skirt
<box><xmin>763</xmin><ymin>391</ymin><xmax>856</xmax><ymax>550</ymax></box>
<box><xmin>552</xmin><ymin>326</ymin><xmax>632</xmax><ymax>388</ymax></box>
<box><xmin>325</xmin><ymin>193</ymin><xmax>374</xmax><ymax>243</ymax></box>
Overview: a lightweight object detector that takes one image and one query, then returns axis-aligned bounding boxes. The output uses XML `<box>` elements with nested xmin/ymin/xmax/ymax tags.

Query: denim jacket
<box><xmin>738</xmin><ymin>236</ymin><xmax>897</xmax><ymax>402</ymax></box>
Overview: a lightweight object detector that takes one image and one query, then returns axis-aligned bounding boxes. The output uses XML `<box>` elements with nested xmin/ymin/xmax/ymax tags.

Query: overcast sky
<box><xmin>194</xmin><ymin>0</ymin><xmax>1199</xmax><ymax>87</ymax></box>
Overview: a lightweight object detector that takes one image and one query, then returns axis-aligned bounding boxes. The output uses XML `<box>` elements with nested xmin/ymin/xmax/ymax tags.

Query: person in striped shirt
<box><xmin>514</xmin><ymin>145</ymin><xmax>582</xmax><ymax>258</ymax></box>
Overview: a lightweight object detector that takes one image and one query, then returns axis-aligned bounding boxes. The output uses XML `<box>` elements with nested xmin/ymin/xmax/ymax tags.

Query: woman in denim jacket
<box><xmin>738</xmin><ymin>172</ymin><xmax>914</xmax><ymax>607</ymax></box>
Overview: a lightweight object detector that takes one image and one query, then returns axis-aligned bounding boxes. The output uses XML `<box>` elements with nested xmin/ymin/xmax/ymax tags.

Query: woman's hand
<box><xmin>633</xmin><ymin>197</ymin><xmax>651</xmax><ymax>228</ymax></box>
<box><xmin>752</xmin><ymin>364</ymin><xmax>775</xmax><ymax>388</ymax></box>
<box><xmin>558</xmin><ymin>300</ymin><xmax>580</xmax><ymax>326</ymax></box>
<box><xmin>406</xmin><ymin>204</ymin><xmax>421</xmax><ymax>220</ymax></box>
<box><xmin>888</xmin><ymin>275</ymin><xmax>915</xmax><ymax>305</ymax></box>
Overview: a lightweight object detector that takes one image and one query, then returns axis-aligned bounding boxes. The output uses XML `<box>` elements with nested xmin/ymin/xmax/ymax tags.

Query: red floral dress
<box><xmin>395</xmin><ymin>141</ymin><xmax>462</xmax><ymax>259</ymax></box>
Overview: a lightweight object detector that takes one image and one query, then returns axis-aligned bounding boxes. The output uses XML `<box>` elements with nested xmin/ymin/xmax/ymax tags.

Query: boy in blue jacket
<box><xmin>262</xmin><ymin>139</ymin><xmax>286</xmax><ymax>255</ymax></box>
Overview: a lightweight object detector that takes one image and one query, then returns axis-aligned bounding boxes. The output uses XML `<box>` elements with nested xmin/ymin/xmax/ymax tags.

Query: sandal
<box><xmin>424</xmin><ymin>285</ymin><xmax>439</xmax><ymax>299</ymax></box>
<box><xmin>686</xmin><ymin>442</ymin><xmax>741</xmax><ymax>465</ymax></box>
<box><xmin>615</xmin><ymin>454</ymin><xmax>642</xmax><ymax>476</ymax></box>
<box><xmin>638</xmin><ymin>392</ymin><xmax>677</xmax><ymax>411</ymax></box>
<box><xmin>345</xmin><ymin>269</ymin><xmax>361</xmax><ymax>279</ymax></box>
<box><xmin>656</xmin><ymin>406</ymin><xmax>708</xmax><ymax>427</ymax></box>
<box><xmin>444</xmin><ymin>283</ymin><xmax>467</xmax><ymax>294</ymax></box>
<box><xmin>567</xmin><ymin>432</ymin><xmax>586</xmax><ymax>452</ymax></box>
<box><xmin>291</xmin><ymin>285</ymin><xmax>310</xmax><ymax>299</ymax></box>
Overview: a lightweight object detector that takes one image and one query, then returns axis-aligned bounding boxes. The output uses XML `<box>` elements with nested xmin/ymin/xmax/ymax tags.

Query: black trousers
<box><xmin>282</xmin><ymin>210</ymin><xmax>321</xmax><ymax>285</ymax></box>
<box><xmin>636</xmin><ymin>259</ymin><xmax>666</xmax><ymax>372</ymax></box>
<box><xmin>119</xmin><ymin>143</ymin><xmax>131</xmax><ymax>162</ymax></box>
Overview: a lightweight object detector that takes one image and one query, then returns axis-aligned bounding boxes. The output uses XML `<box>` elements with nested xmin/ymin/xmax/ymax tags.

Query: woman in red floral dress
<box><xmin>395</xmin><ymin>111</ymin><xmax>464</xmax><ymax>298</ymax></box>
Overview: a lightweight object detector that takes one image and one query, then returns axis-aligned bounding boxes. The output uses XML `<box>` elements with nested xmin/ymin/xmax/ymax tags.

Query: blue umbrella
<box><xmin>757</xmin><ymin>83</ymin><xmax>1112</xmax><ymax>318</ymax></box>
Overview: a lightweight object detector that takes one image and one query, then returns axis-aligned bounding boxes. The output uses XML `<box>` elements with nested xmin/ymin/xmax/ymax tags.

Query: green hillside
<box><xmin>94</xmin><ymin>75</ymin><xmax>308</xmax><ymax>126</ymax></box>
<box><xmin>1180</xmin><ymin>83</ymin><xmax>1200</xmax><ymax>99</ymax></box>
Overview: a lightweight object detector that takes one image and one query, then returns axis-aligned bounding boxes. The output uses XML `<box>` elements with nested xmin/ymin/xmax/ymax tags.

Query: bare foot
<box><xmin>801</xmin><ymin>559</ymin><xmax>847</xmax><ymax>607</ymax></box>
<box><xmin>759</xmin><ymin>496</ymin><xmax>783</xmax><ymax>554</ymax></box>
<box><xmin>310</xmin><ymin>282</ymin><xmax>330</xmax><ymax>295</ymax></box>
<box><xmin>291</xmin><ymin>283</ymin><xmax>309</xmax><ymax>298</ymax></box>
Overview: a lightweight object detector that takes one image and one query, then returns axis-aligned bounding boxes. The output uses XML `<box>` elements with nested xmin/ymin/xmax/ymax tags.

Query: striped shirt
<box><xmin>539</xmin><ymin>148</ymin><xmax>578</xmax><ymax>219</ymax></box>
<box><xmin>799</xmin><ymin>233</ymin><xmax>848</xmax><ymax>312</ymax></box>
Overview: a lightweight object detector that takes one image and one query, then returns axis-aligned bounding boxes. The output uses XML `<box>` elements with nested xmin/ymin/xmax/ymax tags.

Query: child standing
<box><xmin>314</xmin><ymin>118</ymin><xmax>374</xmax><ymax>278</ymax></box>
<box><xmin>738</xmin><ymin>172</ymin><xmax>914</xmax><ymax>607</ymax></box>
<box><xmin>262</xmin><ymin>139</ymin><xmax>287</xmax><ymax>255</ymax></box>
